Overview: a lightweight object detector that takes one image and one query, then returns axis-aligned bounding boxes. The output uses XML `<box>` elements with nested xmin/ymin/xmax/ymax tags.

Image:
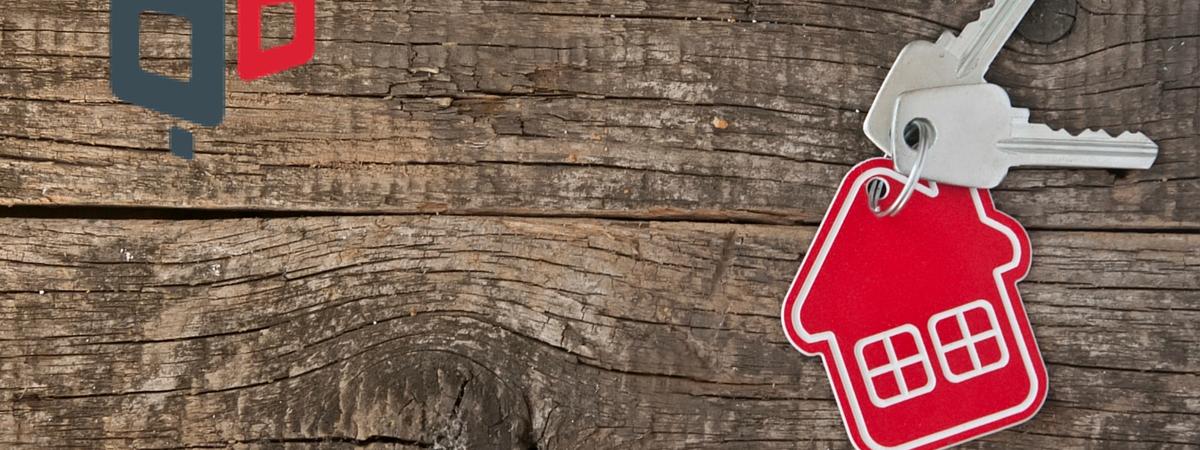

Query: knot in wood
<box><xmin>1017</xmin><ymin>0</ymin><xmax>1078</xmax><ymax>44</ymax></box>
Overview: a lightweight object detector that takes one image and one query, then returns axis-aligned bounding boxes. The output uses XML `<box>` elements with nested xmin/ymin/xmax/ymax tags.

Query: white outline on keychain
<box><xmin>782</xmin><ymin>166</ymin><xmax>1043</xmax><ymax>450</ymax></box>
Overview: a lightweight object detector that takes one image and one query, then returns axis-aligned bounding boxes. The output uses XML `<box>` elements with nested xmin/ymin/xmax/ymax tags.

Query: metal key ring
<box><xmin>869</xmin><ymin>119</ymin><xmax>932</xmax><ymax>218</ymax></box>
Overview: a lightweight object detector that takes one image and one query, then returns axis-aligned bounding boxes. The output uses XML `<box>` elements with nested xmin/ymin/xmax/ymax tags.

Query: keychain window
<box><xmin>854</xmin><ymin>325</ymin><xmax>937</xmax><ymax>408</ymax></box>
<box><xmin>928</xmin><ymin>300</ymin><xmax>1010</xmax><ymax>383</ymax></box>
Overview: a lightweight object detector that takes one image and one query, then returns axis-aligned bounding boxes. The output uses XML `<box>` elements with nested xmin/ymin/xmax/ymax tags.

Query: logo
<box><xmin>110</xmin><ymin>0</ymin><xmax>316</xmax><ymax>158</ymax></box>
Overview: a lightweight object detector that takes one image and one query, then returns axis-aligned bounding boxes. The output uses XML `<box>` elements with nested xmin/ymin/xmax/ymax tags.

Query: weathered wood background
<box><xmin>1</xmin><ymin>0</ymin><xmax>1197</xmax><ymax>448</ymax></box>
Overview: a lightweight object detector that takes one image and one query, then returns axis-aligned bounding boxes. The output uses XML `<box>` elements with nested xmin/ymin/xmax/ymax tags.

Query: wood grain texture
<box><xmin>0</xmin><ymin>0</ymin><xmax>1197</xmax><ymax>228</ymax></box>
<box><xmin>0</xmin><ymin>0</ymin><xmax>1197</xmax><ymax>448</ymax></box>
<box><xmin>0</xmin><ymin>217</ymin><xmax>1196</xmax><ymax>449</ymax></box>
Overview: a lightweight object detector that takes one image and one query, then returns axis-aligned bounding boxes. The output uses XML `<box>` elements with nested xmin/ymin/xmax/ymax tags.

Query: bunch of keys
<box><xmin>781</xmin><ymin>1</ymin><xmax>1160</xmax><ymax>449</ymax></box>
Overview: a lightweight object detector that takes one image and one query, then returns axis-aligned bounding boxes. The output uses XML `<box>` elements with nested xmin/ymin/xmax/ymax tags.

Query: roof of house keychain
<box><xmin>781</xmin><ymin>1</ymin><xmax>1161</xmax><ymax>449</ymax></box>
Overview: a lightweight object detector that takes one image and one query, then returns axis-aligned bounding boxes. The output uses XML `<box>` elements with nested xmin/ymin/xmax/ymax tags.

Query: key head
<box><xmin>864</xmin><ymin>38</ymin><xmax>974</xmax><ymax>155</ymax></box>
<box><xmin>892</xmin><ymin>84</ymin><xmax>1016</xmax><ymax>189</ymax></box>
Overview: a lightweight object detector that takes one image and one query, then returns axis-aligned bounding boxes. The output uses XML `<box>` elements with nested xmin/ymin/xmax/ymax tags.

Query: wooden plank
<box><xmin>0</xmin><ymin>217</ymin><xmax>1195</xmax><ymax>448</ymax></box>
<box><xmin>1</xmin><ymin>1</ymin><xmax>1196</xmax><ymax>448</ymax></box>
<box><xmin>0</xmin><ymin>0</ymin><xmax>1196</xmax><ymax>229</ymax></box>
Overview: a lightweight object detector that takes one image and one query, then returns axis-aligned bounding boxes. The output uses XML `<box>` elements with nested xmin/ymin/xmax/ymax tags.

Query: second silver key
<box><xmin>891</xmin><ymin>84</ymin><xmax>1159</xmax><ymax>189</ymax></box>
<box><xmin>864</xmin><ymin>0</ymin><xmax>1035</xmax><ymax>154</ymax></box>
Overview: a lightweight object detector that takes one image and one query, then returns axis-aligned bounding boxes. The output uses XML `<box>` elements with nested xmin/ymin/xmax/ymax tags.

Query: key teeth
<box><xmin>1078</xmin><ymin>128</ymin><xmax>1152</xmax><ymax>141</ymax></box>
<box><xmin>943</xmin><ymin>1</ymin><xmax>1006</xmax><ymax>48</ymax></box>
<box><xmin>1119</xmin><ymin>130</ymin><xmax>1153</xmax><ymax>140</ymax></box>
<box><xmin>935</xmin><ymin>1</ymin><xmax>998</xmax><ymax>49</ymax></box>
<box><xmin>1036</xmin><ymin>125</ymin><xmax>1155</xmax><ymax>143</ymax></box>
<box><xmin>940</xmin><ymin>0</ymin><xmax>1035</xmax><ymax>78</ymax></box>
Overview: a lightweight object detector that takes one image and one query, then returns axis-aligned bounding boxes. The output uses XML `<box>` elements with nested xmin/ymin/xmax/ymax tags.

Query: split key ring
<box><xmin>868</xmin><ymin>118</ymin><xmax>933</xmax><ymax>218</ymax></box>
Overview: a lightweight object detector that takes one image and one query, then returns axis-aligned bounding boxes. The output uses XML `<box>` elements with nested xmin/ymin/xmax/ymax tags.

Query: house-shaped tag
<box><xmin>782</xmin><ymin>159</ymin><xmax>1048</xmax><ymax>449</ymax></box>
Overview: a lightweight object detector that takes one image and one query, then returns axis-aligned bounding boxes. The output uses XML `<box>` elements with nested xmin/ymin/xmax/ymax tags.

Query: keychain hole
<box><xmin>904</xmin><ymin>118</ymin><xmax>933</xmax><ymax>151</ymax></box>
<box><xmin>866</xmin><ymin>177</ymin><xmax>890</xmax><ymax>205</ymax></box>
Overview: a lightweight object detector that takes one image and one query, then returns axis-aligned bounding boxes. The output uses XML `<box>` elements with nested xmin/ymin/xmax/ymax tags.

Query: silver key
<box><xmin>864</xmin><ymin>0</ymin><xmax>1035</xmax><ymax>154</ymax></box>
<box><xmin>890</xmin><ymin>84</ymin><xmax>1158</xmax><ymax>189</ymax></box>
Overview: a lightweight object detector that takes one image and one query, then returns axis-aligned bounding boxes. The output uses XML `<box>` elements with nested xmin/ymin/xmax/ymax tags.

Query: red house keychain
<box><xmin>781</xmin><ymin>158</ymin><xmax>1047</xmax><ymax>449</ymax></box>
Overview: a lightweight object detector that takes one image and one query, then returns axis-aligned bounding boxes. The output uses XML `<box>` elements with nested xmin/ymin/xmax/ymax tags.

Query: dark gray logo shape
<box><xmin>110</xmin><ymin>0</ymin><xmax>225</xmax><ymax>159</ymax></box>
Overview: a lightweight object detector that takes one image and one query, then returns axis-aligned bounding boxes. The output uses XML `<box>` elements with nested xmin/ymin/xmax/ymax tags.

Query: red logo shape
<box><xmin>237</xmin><ymin>0</ymin><xmax>316</xmax><ymax>80</ymax></box>
<box><xmin>781</xmin><ymin>158</ymin><xmax>1047</xmax><ymax>449</ymax></box>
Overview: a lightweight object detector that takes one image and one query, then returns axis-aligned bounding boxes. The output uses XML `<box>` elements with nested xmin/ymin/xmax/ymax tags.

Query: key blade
<box><xmin>999</xmin><ymin>121</ymin><xmax>1160</xmax><ymax>170</ymax></box>
<box><xmin>939</xmin><ymin>0</ymin><xmax>1036</xmax><ymax>80</ymax></box>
